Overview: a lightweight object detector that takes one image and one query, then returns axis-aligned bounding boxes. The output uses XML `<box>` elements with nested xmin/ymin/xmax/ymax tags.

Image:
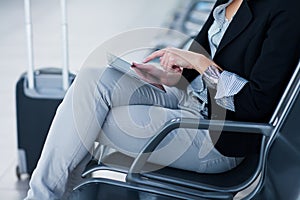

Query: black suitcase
<box><xmin>16</xmin><ymin>0</ymin><xmax>75</xmax><ymax>178</ymax></box>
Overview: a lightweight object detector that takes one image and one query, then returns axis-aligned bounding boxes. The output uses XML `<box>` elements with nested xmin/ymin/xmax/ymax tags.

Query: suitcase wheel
<box><xmin>16</xmin><ymin>166</ymin><xmax>21</xmax><ymax>180</ymax></box>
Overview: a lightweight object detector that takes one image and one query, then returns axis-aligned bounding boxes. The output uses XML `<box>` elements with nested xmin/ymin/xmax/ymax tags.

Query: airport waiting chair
<box><xmin>151</xmin><ymin>0</ymin><xmax>216</xmax><ymax>50</ymax></box>
<box><xmin>173</xmin><ymin>0</ymin><xmax>216</xmax><ymax>37</ymax></box>
<box><xmin>72</xmin><ymin>60</ymin><xmax>299</xmax><ymax>200</ymax></box>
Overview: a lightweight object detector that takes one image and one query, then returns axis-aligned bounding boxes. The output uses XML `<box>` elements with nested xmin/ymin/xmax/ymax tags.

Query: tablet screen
<box><xmin>107</xmin><ymin>53</ymin><xmax>166</xmax><ymax>93</ymax></box>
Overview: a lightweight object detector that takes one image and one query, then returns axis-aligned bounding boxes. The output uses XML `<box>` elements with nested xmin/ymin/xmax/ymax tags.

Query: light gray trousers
<box><xmin>25</xmin><ymin>66</ymin><xmax>240</xmax><ymax>200</ymax></box>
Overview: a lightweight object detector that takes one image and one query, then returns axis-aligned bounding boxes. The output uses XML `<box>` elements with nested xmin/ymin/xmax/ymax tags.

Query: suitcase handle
<box><xmin>60</xmin><ymin>0</ymin><xmax>69</xmax><ymax>91</ymax></box>
<box><xmin>24</xmin><ymin>0</ymin><xmax>70</xmax><ymax>91</ymax></box>
<box><xmin>35</xmin><ymin>67</ymin><xmax>65</xmax><ymax>75</ymax></box>
<box><xmin>24</xmin><ymin>0</ymin><xmax>34</xmax><ymax>89</ymax></box>
<box><xmin>23</xmin><ymin>68</ymin><xmax>75</xmax><ymax>99</ymax></box>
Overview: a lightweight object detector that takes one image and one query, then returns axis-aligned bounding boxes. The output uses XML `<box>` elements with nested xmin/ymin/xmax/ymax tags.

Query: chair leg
<box><xmin>95</xmin><ymin>144</ymin><xmax>117</xmax><ymax>165</ymax></box>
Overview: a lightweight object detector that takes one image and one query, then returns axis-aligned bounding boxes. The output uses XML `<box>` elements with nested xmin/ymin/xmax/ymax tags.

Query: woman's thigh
<box><xmin>99</xmin><ymin>105</ymin><xmax>200</xmax><ymax>166</ymax></box>
<box><xmin>99</xmin><ymin>105</ymin><xmax>239</xmax><ymax>173</ymax></box>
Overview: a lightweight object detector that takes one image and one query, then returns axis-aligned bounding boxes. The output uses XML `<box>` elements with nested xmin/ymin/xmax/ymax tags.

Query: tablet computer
<box><xmin>107</xmin><ymin>53</ymin><xmax>166</xmax><ymax>93</ymax></box>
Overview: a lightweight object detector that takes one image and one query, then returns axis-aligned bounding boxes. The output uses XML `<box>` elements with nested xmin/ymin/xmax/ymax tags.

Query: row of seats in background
<box><xmin>152</xmin><ymin>0</ymin><xmax>216</xmax><ymax>50</ymax></box>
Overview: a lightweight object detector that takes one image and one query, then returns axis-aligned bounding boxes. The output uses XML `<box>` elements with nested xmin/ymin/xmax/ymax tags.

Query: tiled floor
<box><xmin>0</xmin><ymin>0</ymin><xmax>180</xmax><ymax>199</ymax></box>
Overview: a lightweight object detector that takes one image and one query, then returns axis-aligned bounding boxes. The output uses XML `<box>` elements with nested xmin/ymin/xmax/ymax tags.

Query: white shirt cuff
<box><xmin>215</xmin><ymin>71</ymin><xmax>248</xmax><ymax>111</ymax></box>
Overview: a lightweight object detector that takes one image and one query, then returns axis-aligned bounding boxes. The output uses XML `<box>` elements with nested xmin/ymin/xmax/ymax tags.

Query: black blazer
<box><xmin>182</xmin><ymin>0</ymin><xmax>300</xmax><ymax>156</ymax></box>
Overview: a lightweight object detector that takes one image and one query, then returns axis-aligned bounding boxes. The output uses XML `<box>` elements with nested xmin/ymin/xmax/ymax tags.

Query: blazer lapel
<box><xmin>214</xmin><ymin>0</ymin><xmax>253</xmax><ymax>57</ymax></box>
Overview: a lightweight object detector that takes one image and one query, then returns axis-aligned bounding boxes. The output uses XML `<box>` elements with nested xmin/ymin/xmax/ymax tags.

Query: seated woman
<box><xmin>25</xmin><ymin>0</ymin><xmax>300</xmax><ymax>199</ymax></box>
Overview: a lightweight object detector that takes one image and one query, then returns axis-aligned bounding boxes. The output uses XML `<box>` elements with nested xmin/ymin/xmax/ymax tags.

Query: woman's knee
<box><xmin>75</xmin><ymin>66</ymin><xmax>107</xmax><ymax>87</ymax></box>
<box><xmin>71</xmin><ymin>66</ymin><xmax>109</xmax><ymax>99</ymax></box>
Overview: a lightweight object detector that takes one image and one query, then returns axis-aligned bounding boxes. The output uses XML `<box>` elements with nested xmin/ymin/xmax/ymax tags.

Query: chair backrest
<box><xmin>255</xmin><ymin>62</ymin><xmax>300</xmax><ymax>199</ymax></box>
<box><xmin>265</xmin><ymin>61</ymin><xmax>300</xmax><ymax>152</ymax></box>
<box><xmin>269</xmin><ymin>61</ymin><xmax>300</xmax><ymax>125</ymax></box>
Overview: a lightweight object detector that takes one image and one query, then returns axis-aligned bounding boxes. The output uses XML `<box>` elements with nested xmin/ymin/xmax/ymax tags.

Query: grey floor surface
<box><xmin>0</xmin><ymin>0</ymin><xmax>180</xmax><ymax>199</ymax></box>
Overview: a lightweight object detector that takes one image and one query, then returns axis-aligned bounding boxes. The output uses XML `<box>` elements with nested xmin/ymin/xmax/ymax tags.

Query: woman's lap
<box><xmin>85</xmin><ymin>66</ymin><xmax>240</xmax><ymax>173</ymax></box>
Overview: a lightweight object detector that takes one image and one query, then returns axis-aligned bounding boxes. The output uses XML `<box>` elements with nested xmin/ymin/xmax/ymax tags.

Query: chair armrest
<box><xmin>127</xmin><ymin>118</ymin><xmax>273</xmax><ymax>180</ymax></box>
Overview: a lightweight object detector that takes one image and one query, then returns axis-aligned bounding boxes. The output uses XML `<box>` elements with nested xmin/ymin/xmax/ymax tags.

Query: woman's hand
<box><xmin>144</xmin><ymin>47</ymin><xmax>220</xmax><ymax>74</ymax></box>
<box><xmin>131</xmin><ymin>62</ymin><xmax>182</xmax><ymax>86</ymax></box>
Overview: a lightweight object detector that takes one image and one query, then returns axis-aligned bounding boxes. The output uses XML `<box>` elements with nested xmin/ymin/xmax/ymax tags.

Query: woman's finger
<box><xmin>143</xmin><ymin>49</ymin><xmax>165</xmax><ymax>63</ymax></box>
<box><xmin>132</xmin><ymin>62</ymin><xmax>145</xmax><ymax>69</ymax></box>
<box><xmin>160</xmin><ymin>52</ymin><xmax>169</xmax><ymax>69</ymax></box>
